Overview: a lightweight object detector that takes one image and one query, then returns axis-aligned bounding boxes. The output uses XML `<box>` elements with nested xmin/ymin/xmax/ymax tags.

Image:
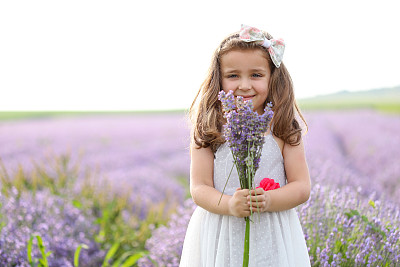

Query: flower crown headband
<box><xmin>239</xmin><ymin>24</ymin><xmax>285</xmax><ymax>68</ymax></box>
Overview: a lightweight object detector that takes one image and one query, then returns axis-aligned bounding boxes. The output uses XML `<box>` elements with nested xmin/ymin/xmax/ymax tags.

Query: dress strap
<box><xmin>269</xmin><ymin>123</ymin><xmax>274</xmax><ymax>135</ymax></box>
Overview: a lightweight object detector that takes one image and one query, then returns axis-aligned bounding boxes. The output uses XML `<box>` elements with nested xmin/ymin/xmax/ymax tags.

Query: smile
<box><xmin>238</xmin><ymin>95</ymin><xmax>255</xmax><ymax>101</ymax></box>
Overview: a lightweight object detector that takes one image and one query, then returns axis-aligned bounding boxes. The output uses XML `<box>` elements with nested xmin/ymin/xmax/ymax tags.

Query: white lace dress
<box><xmin>180</xmin><ymin>134</ymin><xmax>310</xmax><ymax>267</ymax></box>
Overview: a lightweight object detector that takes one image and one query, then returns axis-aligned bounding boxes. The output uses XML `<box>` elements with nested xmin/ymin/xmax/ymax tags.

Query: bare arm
<box><xmin>248</xmin><ymin>138</ymin><xmax>311</xmax><ymax>212</ymax></box>
<box><xmin>190</xmin><ymin>144</ymin><xmax>252</xmax><ymax>217</ymax></box>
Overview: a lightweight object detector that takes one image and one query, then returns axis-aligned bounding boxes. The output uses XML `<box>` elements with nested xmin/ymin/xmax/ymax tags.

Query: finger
<box><xmin>238</xmin><ymin>208</ymin><xmax>251</xmax><ymax>217</ymax></box>
<box><xmin>249</xmin><ymin>202</ymin><xmax>265</xmax><ymax>209</ymax></box>
<box><xmin>248</xmin><ymin>197</ymin><xmax>264</xmax><ymax>205</ymax></box>
<box><xmin>249</xmin><ymin>189</ymin><xmax>259</xmax><ymax>196</ymax></box>
<box><xmin>251</xmin><ymin>206</ymin><xmax>262</xmax><ymax>212</ymax></box>
<box><xmin>255</xmin><ymin>188</ymin><xmax>265</xmax><ymax>195</ymax></box>
<box><xmin>239</xmin><ymin>189</ymin><xmax>250</xmax><ymax>196</ymax></box>
<box><xmin>250</xmin><ymin>188</ymin><xmax>265</xmax><ymax>195</ymax></box>
<box><xmin>249</xmin><ymin>195</ymin><xmax>266</xmax><ymax>202</ymax></box>
<box><xmin>247</xmin><ymin>195</ymin><xmax>266</xmax><ymax>203</ymax></box>
<box><xmin>249</xmin><ymin>189</ymin><xmax>255</xmax><ymax>196</ymax></box>
<box><xmin>243</xmin><ymin>204</ymin><xmax>252</xmax><ymax>213</ymax></box>
<box><xmin>234</xmin><ymin>189</ymin><xmax>249</xmax><ymax>198</ymax></box>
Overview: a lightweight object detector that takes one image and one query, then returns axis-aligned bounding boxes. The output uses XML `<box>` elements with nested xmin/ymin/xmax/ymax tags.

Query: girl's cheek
<box><xmin>223</xmin><ymin>82</ymin><xmax>236</xmax><ymax>92</ymax></box>
<box><xmin>222</xmin><ymin>81</ymin><xmax>231</xmax><ymax>91</ymax></box>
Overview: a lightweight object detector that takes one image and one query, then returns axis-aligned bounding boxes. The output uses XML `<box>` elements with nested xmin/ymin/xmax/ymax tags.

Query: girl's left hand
<box><xmin>247</xmin><ymin>188</ymin><xmax>271</xmax><ymax>212</ymax></box>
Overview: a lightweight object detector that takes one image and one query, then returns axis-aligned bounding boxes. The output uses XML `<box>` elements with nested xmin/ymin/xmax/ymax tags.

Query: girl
<box><xmin>180</xmin><ymin>25</ymin><xmax>311</xmax><ymax>267</ymax></box>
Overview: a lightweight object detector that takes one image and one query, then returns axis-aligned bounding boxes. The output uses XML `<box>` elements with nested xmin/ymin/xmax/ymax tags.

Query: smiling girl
<box><xmin>180</xmin><ymin>25</ymin><xmax>311</xmax><ymax>267</ymax></box>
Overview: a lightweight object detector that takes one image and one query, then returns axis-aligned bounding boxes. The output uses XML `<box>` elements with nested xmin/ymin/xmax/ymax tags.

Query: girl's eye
<box><xmin>252</xmin><ymin>73</ymin><xmax>262</xmax><ymax>78</ymax></box>
<box><xmin>227</xmin><ymin>74</ymin><xmax>238</xmax><ymax>78</ymax></box>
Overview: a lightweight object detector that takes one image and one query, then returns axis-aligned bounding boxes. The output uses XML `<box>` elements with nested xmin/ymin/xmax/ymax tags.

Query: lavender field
<box><xmin>0</xmin><ymin>110</ymin><xmax>399</xmax><ymax>266</ymax></box>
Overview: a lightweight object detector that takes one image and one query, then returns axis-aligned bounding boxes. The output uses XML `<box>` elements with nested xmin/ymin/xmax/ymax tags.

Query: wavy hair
<box><xmin>189</xmin><ymin>31</ymin><xmax>307</xmax><ymax>153</ymax></box>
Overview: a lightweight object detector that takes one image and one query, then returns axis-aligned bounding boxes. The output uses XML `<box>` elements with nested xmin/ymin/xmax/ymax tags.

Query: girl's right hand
<box><xmin>228</xmin><ymin>188</ymin><xmax>251</xmax><ymax>218</ymax></box>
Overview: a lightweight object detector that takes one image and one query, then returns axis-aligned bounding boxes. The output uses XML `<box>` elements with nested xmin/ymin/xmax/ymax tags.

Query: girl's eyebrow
<box><xmin>249</xmin><ymin>68</ymin><xmax>268</xmax><ymax>72</ymax></box>
<box><xmin>223</xmin><ymin>68</ymin><xmax>268</xmax><ymax>73</ymax></box>
<box><xmin>222</xmin><ymin>69</ymin><xmax>237</xmax><ymax>74</ymax></box>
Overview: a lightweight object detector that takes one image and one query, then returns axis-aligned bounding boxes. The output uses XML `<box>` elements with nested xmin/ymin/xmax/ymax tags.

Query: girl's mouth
<box><xmin>241</xmin><ymin>95</ymin><xmax>255</xmax><ymax>101</ymax></box>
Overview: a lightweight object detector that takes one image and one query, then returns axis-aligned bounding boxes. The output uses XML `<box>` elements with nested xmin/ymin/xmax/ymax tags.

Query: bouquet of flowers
<box><xmin>218</xmin><ymin>90</ymin><xmax>274</xmax><ymax>267</ymax></box>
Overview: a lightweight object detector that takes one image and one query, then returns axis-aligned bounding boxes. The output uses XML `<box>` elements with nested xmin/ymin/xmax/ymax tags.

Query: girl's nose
<box><xmin>238</xmin><ymin>78</ymin><xmax>251</xmax><ymax>90</ymax></box>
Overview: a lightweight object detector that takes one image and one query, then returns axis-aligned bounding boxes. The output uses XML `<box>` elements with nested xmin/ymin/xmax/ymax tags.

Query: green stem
<box><xmin>218</xmin><ymin>162</ymin><xmax>235</xmax><ymax>205</ymax></box>
<box><xmin>231</xmin><ymin>152</ymin><xmax>244</xmax><ymax>188</ymax></box>
<box><xmin>243</xmin><ymin>217</ymin><xmax>250</xmax><ymax>267</ymax></box>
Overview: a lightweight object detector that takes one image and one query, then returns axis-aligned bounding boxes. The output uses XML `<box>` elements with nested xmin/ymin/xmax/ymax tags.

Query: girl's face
<box><xmin>220</xmin><ymin>49</ymin><xmax>271</xmax><ymax>115</ymax></box>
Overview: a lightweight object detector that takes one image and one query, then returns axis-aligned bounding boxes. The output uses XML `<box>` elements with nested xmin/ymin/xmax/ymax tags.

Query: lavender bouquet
<box><xmin>218</xmin><ymin>90</ymin><xmax>274</xmax><ymax>267</ymax></box>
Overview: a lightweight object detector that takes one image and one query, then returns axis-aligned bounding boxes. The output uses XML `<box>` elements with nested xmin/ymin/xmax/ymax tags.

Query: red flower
<box><xmin>256</xmin><ymin>178</ymin><xmax>280</xmax><ymax>191</ymax></box>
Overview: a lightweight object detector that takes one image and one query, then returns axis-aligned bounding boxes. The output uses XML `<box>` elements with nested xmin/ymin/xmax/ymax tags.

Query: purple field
<box><xmin>0</xmin><ymin>113</ymin><xmax>190</xmax><ymax>218</ymax></box>
<box><xmin>1</xmin><ymin>110</ymin><xmax>398</xmax><ymax>205</ymax></box>
<box><xmin>0</xmin><ymin>110</ymin><xmax>399</xmax><ymax>266</ymax></box>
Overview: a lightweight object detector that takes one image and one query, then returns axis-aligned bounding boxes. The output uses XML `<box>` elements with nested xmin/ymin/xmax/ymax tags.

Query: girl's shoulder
<box><xmin>190</xmin><ymin>142</ymin><xmax>214</xmax><ymax>160</ymax></box>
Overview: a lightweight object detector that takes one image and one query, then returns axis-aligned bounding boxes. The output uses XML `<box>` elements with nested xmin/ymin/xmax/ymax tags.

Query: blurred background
<box><xmin>0</xmin><ymin>0</ymin><xmax>399</xmax><ymax>111</ymax></box>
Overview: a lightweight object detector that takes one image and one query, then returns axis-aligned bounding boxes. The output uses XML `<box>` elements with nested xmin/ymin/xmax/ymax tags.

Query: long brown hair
<box><xmin>189</xmin><ymin>31</ymin><xmax>307</xmax><ymax>153</ymax></box>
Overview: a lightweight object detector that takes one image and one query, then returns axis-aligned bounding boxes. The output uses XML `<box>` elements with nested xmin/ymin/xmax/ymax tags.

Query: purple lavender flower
<box><xmin>218</xmin><ymin>90</ymin><xmax>273</xmax><ymax>189</ymax></box>
<box><xmin>218</xmin><ymin>90</ymin><xmax>273</xmax><ymax>267</ymax></box>
<box><xmin>138</xmin><ymin>199</ymin><xmax>197</xmax><ymax>267</ymax></box>
<box><xmin>300</xmin><ymin>183</ymin><xmax>400</xmax><ymax>266</ymax></box>
<box><xmin>0</xmin><ymin>187</ymin><xmax>105</xmax><ymax>266</ymax></box>
<box><xmin>1</xmin><ymin>110</ymin><xmax>400</xmax><ymax>266</ymax></box>
<box><xmin>0</xmin><ymin>113</ymin><xmax>189</xmax><ymax>220</ymax></box>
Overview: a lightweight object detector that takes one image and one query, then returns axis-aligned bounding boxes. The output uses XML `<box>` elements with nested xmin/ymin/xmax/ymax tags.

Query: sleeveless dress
<box><xmin>180</xmin><ymin>133</ymin><xmax>311</xmax><ymax>267</ymax></box>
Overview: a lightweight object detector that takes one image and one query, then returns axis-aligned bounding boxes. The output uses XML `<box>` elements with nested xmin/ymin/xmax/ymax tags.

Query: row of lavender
<box><xmin>0</xmin><ymin>113</ymin><xmax>191</xmax><ymax>265</ymax></box>
<box><xmin>140</xmin><ymin>110</ymin><xmax>400</xmax><ymax>266</ymax></box>
<box><xmin>0</xmin><ymin>113</ymin><xmax>190</xmax><ymax>218</ymax></box>
<box><xmin>0</xmin><ymin>110</ymin><xmax>399</xmax><ymax>265</ymax></box>
<box><xmin>3</xmin><ymin>111</ymin><xmax>394</xmax><ymax>206</ymax></box>
<box><xmin>304</xmin><ymin>111</ymin><xmax>400</xmax><ymax>204</ymax></box>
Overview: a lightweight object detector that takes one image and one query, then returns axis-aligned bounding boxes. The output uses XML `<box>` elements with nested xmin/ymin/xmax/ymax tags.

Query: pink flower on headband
<box><xmin>241</xmin><ymin>32</ymin><xmax>250</xmax><ymax>39</ymax></box>
<box><xmin>239</xmin><ymin>24</ymin><xmax>285</xmax><ymax>68</ymax></box>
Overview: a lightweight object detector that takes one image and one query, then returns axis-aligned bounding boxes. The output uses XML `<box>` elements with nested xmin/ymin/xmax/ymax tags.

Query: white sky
<box><xmin>0</xmin><ymin>0</ymin><xmax>399</xmax><ymax>111</ymax></box>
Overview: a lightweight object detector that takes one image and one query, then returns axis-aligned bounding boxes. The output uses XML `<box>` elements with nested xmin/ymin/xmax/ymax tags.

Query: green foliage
<box><xmin>0</xmin><ymin>203</ymin><xmax>5</xmax><ymax>233</ymax></box>
<box><xmin>1</xmin><ymin>155</ymin><xmax>177</xmax><ymax>265</ymax></box>
<box><xmin>27</xmin><ymin>235</ymin><xmax>51</xmax><ymax>267</ymax></box>
<box><xmin>118</xmin><ymin>252</ymin><xmax>148</xmax><ymax>267</ymax></box>
<box><xmin>26</xmin><ymin>234</ymin><xmax>147</xmax><ymax>267</ymax></box>
<box><xmin>102</xmin><ymin>243</ymin><xmax>120</xmax><ymax>266</ymax></box>
<box><xmin>344</xmin><ymin>209</ymin><xmax>387</xmax><ymax>238</ymax></box>
<box><xmin>74</xmin><ymin>244</ymin><xmax>89</xmax><ymax>267</ymax></box>
<box><xmin>78</xmin><ymin>173</ymin><xmax>172</xmax><ymax>260</ymax></box>
<box><xmin>27</xmin><ymin>235</ymin><xmax>34</xmax><ymax>266</ymax></box>
<box><xmin>176</xmin><ymin>175</ymin><xmax>191</xmax><ymax>199</ymax></box>
<box><xmin>298</xmin><ymin>86</ymin><xmax>400</xmax><ymax>113</ymax></box>
<box><xmin>0</xmin><ymin>110</ymin><xmax>186</xmax><ymax>121</ymax></box>
<box><xmin>0</xmin><ymin>155</ymin><xmax>79</xmax><ymax>199</ymax></box>
<box><xmin>302</xmin><ymin>186</ymin><xmax>399</xmax><ymax>266</ymax></box>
